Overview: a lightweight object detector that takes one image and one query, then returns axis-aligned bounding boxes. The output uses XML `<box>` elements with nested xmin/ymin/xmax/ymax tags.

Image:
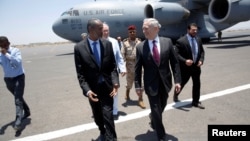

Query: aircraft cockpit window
<box><xmin>61</xmin><ymin>12</ymin><xmax>69</xmax><ymax>16</ymax></box>
<box><xmin>61</xmin><ymin>11</ymin><xmax>72</xmax><ymax>16</ymax></box>
<box><xmin>68</xmin><ymin>11</ymin><xmax>72</xmax><ymax>16</ymax></box>
<box><xmin>73</xmin><ymin>10</ymin><xmax>79</xmax><ymax>16</ymax></box>
<box><xmin>62</xmin><ymin>19</ymin><xmax>68</xmax><ymax>24</ymax></box>
<box><xmin>60</xmin><ymin>8</ymin><xmax>78</xmax><ymax>16</ymax></box>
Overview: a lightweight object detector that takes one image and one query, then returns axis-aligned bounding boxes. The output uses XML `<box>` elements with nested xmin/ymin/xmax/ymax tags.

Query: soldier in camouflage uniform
<box><xmin>121</xmin><ymin>25</ymin><xmax>146</xmax><ymax>109</ymax></box>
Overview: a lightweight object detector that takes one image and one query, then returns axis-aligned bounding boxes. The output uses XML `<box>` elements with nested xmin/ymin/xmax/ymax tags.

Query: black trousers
<box><xmin>4</xmin><ymin>74</ymin><xmax>30</xmax><ymax>122</ymax></box>
<box><xmin>179</xmin><ymin>65</ymin><xmax>201</xmax><ymax>104</ymax></box>
<box><xmin>89</xmin><ymin>82</ymin><xmax>117</xmax><ymax>141</ymax></box>
<box><xmin>147</xmin><ymin>82</ymin><xmax>168</xmax><ymax>140</ymax></box>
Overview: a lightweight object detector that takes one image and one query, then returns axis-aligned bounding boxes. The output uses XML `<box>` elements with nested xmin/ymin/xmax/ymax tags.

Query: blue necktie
<box><xmin>92</xmin><ymin>42</ymin><xmax>100</xmax><ymax>66</ymax></box>
<box><xmin>191</xmin><ymin>38</ymin><xmax>197</xmax><ymax>62</ymax></box>
<box><xmin>152</xmin><ymin>40</ymin><xmax>160</xmax><ymax>65</ymax></box>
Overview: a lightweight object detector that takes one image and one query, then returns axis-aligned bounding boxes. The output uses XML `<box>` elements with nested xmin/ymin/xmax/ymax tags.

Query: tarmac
<box><xmin>0</xmin><ymin>30</ymin><xmax>250</xmax><ymax>141</ymax></box>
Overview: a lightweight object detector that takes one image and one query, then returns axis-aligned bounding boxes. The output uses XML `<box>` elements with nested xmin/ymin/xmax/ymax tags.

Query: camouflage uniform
<box><xmin>121</xmin><ymin>37</ymin><xmax>145</xmax><ymax>108</ymax></box>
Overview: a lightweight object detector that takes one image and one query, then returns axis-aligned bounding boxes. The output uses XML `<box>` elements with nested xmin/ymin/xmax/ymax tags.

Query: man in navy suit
<box><xmin>74</xmin><ymin>18</ymin><xmax>119</xmax><ymax>141</ymax></box>
<box><xmin>134</xmin><ymin>18</ymin><xmax>181</xmax><ymax>141</ymax></box>
<box><xmin>173</xmin><ymin>23</ymin><xmax>205</xmax><ymax>109</ymax></box>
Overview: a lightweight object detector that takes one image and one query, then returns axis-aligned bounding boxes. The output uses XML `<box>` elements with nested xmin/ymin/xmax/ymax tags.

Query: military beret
<box><xmin>128</xmin><ymin>25</ymin><xmax>136</xmax><ymax>30</ymax></box>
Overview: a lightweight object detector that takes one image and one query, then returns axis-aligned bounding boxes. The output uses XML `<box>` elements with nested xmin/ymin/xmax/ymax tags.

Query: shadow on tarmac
<box><xmin>135</xmin><ymin>130</ymin><xmax>178</xmax><ymax>141</ymax></box>
<box><xmin>0</xmin><ymin>118</ymin><xmax>31</xmax><ymax>137</ymax></box>
<box><xmin>56</xmin><ymin>52</ymin><xmax>74</xmax><ymax>56</ymax></box>
<box><xmin>206</xmin><ymin>34</ymin><xmax>250</xmax><ymax>49</ymax></box>
<box><xmin>206</xmin><ymin>40</ymin><xmax>250</xmax><ymax>49</ymax></box>
<box><xmin>122</xmin><ymin>99</ymin><xmax>141</xmax><ymax>108</ymax></box>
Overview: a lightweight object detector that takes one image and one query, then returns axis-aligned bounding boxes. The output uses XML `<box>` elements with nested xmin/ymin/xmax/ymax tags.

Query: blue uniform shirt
<box><xmin>0</xmin><ymin>46</ymin><xmax>25</xmax><ymax>77</ymax></box>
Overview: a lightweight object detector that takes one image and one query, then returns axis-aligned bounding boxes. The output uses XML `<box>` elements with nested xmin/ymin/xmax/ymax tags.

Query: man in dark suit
<box><xmin>134</xmin><ymin>18</ymin><xmax>181</xmax><ymax>141</ymax></box>
<box><xmin>74</xmin><ymin>18</ymin><xmax>119</xmax><ymax>141</ymax></box>
<box><xmin>173</xmin><ymin>23</ymin><xmax>205</xmax><ymax>109</ymax></box>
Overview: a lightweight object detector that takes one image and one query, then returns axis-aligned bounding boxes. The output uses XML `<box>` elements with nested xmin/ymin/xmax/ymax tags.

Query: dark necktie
<box><xmin>92</xmin><ymin>42</ymin><xmax>100</xmax><ymax>66</ymax></box>
<box><xmin>152</xmin><ymin>40</ymin><xmax>160</xmax><ymax>65</ymax></box>
<box><xmin>118</xmin><ymin>41</ymin><xmax>122</xmax><ymax>50</ymax></box>
<box><xmin>191</xmin><ymin>38</ymin><xmax>197</xmax><ymax>62</ymax></box>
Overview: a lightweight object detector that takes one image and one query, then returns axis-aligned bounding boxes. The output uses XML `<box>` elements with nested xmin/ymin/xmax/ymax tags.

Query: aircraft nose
<box><xmin>52</xmin><ymin>19</ymin><xmax>66</xmax><ymax>39</ymax></box>
<box><xmin>52</xmin><ymin>18</ymin><xmax>83</xmax><ymax>42</ymax></box>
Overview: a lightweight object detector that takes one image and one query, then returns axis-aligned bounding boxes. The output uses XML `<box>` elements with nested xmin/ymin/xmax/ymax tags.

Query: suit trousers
<box><xmin>89</xmin><ymin>82</ymin><xmax>117</xmax><ymax>140</ymax></box>
<box><xmin>147</xmin><ymin>82</ymin><xmax>168</xmax><ymax>140</ymax></box>
<box><xmin>4</xmin><ymin>74</ymin><xmax>30</xmax><ymax>123</ymax></box>
<box><xmin>180</xmin><ymin>65</ymin><xmax>201</xmax><ymax>104</ymax></box>
<box><xmin>113</xmin><ymin>94</ymin><xmax>118</xmax><ymax>115</ymax></box>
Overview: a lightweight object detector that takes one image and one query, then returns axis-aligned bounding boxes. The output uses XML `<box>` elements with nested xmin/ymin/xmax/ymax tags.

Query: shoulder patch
<box><xmin>123</xmin><ymin>38</ymin><xmax>128</xmax><ymax>42</ymax></box>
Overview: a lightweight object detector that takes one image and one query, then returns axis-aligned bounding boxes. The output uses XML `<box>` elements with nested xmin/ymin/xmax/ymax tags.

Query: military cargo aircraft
<box><xmin>52</xmin><ymin>0</ymin><xmax>250</xmax><ymax>42</ymax></box>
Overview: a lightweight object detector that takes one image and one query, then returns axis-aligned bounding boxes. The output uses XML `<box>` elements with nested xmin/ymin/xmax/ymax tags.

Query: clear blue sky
<box><xmin>0</xmin><ymin>0</ymin><xmax>85</xmax><ymax>45</ymax></box>
<box><xmin>0</xmin><ymin>0</ymin><xmax>250</xmax><ymax>45</ymax></box>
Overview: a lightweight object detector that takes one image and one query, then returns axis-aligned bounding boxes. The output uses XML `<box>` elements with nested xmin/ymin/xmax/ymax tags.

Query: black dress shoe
<box><xmin>192</xmin><ymin>102</ymin><xmax>205</xmax><ymax>109</ymax></box>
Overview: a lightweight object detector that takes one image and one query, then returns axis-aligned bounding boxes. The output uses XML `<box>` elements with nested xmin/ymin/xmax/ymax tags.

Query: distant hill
<box><xmin>14</xmin><ymin>41</ymin><xmax>73</xmax><ymax>48</ymax></box>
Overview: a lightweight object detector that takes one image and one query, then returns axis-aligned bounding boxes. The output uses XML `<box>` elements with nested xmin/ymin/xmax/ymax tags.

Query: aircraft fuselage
<box><xmin>52</xmin><ymin>0</ymin><xmax>250</xmax><ymax>42</ymax></box>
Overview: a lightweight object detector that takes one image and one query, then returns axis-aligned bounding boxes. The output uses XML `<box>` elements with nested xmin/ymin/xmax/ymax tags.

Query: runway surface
<box><xmin>1</xmin><ymin>30</ymin><xmax>250</xmax><ymax>141</ymax></box>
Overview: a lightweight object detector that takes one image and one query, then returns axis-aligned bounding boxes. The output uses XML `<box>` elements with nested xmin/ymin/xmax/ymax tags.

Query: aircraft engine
<box><xmin>209</xmin><ymin>0</ymin><xmax>250</xmax><ymax>23</ymax></box>
<box><xmin>144</xmin><ymin>3</ymin><xmax>190</xmax><ymax>25</ymax></box>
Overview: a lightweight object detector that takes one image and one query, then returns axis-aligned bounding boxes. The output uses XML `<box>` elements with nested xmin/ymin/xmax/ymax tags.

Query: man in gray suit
<box><xmin>134</xmin><ymin>18</ymin><xmax>181</xmax><ymax>141</ymax></box>
<box><xmin>74</xmin><ymin>18</ymin><xmax>119</xmax><ymax>141</ymax></box>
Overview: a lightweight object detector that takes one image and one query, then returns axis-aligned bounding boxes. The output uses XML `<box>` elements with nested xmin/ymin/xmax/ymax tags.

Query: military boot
<box><xmin>125</xmin><ymin>89</ymin><xmax>130</xmax><ymax>100</ymax></box>
<box><xmin>138</xmin><ymin>96</ymin><xmax>146</xmax><ymax>109</ymax></box>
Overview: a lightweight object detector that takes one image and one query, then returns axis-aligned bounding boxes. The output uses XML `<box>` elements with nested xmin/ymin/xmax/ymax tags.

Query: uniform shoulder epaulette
<box><xmin>123</xmin><ymin>38</ymin><xmax>128</xmax><ymax>42</ymax></box>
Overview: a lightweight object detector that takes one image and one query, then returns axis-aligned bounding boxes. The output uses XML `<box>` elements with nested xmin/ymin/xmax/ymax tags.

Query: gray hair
<box><xmin>143</xmin><ymin>18</ymin><xmax>161</xmax><ymax>28</ymax></box>
<box><xmin>81</xmin><ymin>33</ymin><xmax>87</xmax><ymax>37</ymax></box>
<box><xmin>103</xmin><ymin>22</ymin><xmax>109</xmax><ymax>27</ymax></box>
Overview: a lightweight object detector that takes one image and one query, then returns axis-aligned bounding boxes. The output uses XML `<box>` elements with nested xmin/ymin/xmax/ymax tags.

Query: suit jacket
<box><xmin>175</xmin><ymin>35</ymin><xmax>205</xmax><ymax>69</ymax></box>
<box><xmin>74</xmin><ymin>38</ymin><xmax>119</xmax><ymax>96</ymax></box>
<box><xmin>134</xmin><ymin>37</ymin><xmax>181</xmax><ymax>96</ymax></box>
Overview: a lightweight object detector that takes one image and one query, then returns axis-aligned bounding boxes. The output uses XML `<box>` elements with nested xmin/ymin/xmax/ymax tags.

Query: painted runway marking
<box><xmin>11</xmin><ymin>84</ymin><xmax>250</xmax><ymax>141</ymax></box>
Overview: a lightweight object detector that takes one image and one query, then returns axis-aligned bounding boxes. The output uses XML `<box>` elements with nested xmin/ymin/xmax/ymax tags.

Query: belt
<box><xmin>5</xmin><ymin>74</ymin><xmax>24</xmax><ymax>80</ymax></box>
<box><xmin>126</xmin><ymin>58</ymin><xmax>135</xmax><ymax>61</ymax></box>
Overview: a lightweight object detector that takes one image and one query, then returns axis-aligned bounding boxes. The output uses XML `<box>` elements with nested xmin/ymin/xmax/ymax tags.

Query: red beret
<box><xmin>128</xmin><ymin>25</ymin><xmax>136</xmax><ymax>30</ymax></box>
